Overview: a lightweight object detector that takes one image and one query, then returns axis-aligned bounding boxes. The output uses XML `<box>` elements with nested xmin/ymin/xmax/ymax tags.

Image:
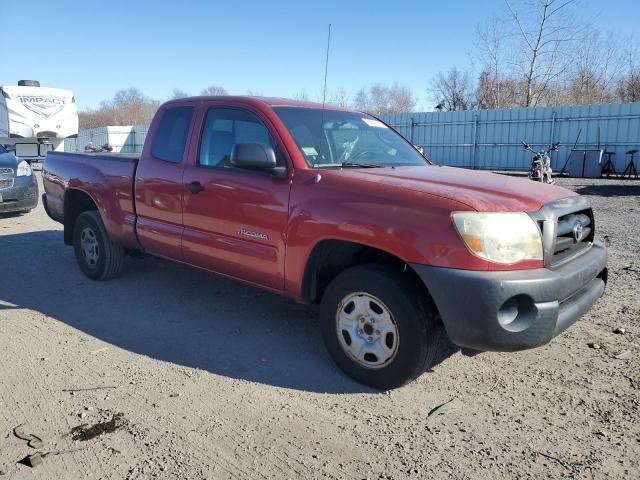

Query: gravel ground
<box><xmin>0</xmin><ymin>171</ymin><xmax>638</xmax><ymax>479</ymax></box>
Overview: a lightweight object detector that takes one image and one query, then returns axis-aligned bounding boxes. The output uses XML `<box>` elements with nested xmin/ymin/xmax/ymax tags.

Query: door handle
<box><xmin>184</xmin><ymin>181</ymin><xmax>205</xmax><ymax>194</ymax></box>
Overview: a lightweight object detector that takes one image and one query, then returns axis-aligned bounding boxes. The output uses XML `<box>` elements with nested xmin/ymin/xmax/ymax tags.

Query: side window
<box><xmin>199</xmin><ymin>108</ymin><xmax>283</xmax><ymax>168</ymax></box>
<box><xmin>151</xmin><ymin>106</ymin><xmax>194</xmax><ymax>163</ymax></box>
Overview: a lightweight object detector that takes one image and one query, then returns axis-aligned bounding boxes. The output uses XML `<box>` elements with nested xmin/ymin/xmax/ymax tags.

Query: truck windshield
<box><xmin>0</xmin><ymin>145</ymin><xmax>7</xmax><ymax>154</ymax></box>
<box><xmin>273</xmin><ymin>107</ymin><xmax>427</xmax><ymax>168</ymax></box>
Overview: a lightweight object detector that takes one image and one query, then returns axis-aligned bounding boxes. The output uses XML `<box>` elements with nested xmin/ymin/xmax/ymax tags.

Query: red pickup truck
<box><xmin>43</xmin><ymin>96</ymin><xmax>608</xmax><ymax>389</ymax></box>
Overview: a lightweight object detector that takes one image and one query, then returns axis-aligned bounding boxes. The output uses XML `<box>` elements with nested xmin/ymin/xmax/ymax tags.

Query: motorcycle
<box><xmin>84</xmin><ymin>143</ymin><xmax>113</xmax><ymax>153</ymax></box>
<box><xmin>522</xmin><ymin>141</ymin><xmax>559</xmax><ymax>184</ymax></box>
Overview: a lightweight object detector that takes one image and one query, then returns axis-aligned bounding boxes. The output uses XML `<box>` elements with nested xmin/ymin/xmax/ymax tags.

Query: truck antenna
<box><xmin>315</xmin><ymin>23</ymin><xmax>331</xmax><ymax>183</ymax></box>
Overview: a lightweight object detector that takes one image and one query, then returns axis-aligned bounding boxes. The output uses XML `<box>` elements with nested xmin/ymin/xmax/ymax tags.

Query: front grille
<box><xmin>1</xmin><ymin>167</ymin><xmax>14</xmax><ymax>190</ymax></box>
<box><xmin>552</xmin><ymin>209</ymin><xmax>594</xmax><ymax>265</ymax></box>
<box><xmin>532</xmin><ymin>196</ymin><xmax>595</xmax><ymax>268</ymax></box>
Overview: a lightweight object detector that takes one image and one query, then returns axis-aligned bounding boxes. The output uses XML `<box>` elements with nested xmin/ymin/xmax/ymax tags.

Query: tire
<box><xmin>73</xmin><ymin>210</ymin><xmax>124</xmax><ymax>280</ymax></box>
<box><xmin>320</xmin><ymin>264</ymin><xmax>441</xmax><ymax>390</ymax></box>
<box><xmin>18</xmin><ymin>80</ymin><xmax>40</xmax><ymax>87</ymax></box>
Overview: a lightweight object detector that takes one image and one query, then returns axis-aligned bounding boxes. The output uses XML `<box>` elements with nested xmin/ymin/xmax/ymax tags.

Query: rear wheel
<box><xmin>320</xmin><ymin>264</ymin><xmax>441</xmax><ymax>390</ymax></box>
<box><xmin>73</xmin><ymin>211</ymin><xmax>124</xmax><ymax>280</ymax></box>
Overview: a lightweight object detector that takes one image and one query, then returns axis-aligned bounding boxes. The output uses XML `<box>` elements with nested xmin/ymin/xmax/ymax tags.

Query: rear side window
<box><xmin>151</xmin><ymin>106</ymin><xmax>194</xmax><ymax>163</ymax></box>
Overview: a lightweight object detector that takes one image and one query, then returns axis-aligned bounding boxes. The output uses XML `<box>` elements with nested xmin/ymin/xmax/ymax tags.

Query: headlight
<box><xmin>452</xmin><ymin>212</ymin><xmax>543</xmax><ymax>264</ymax></box>
<box><xmin>16</xmin><ymin>160</ymin><xmax>32</xmax><ymax>177</ymax></box>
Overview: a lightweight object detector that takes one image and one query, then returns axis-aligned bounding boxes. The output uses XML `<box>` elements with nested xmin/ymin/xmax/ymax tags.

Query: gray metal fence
<box><xmin>381</xmin><ymin>102</ymin><xmax>640</xmax><ymax>172</ymax></box>
<box><xmin>65</xmin><ymin>125</ymin><xmax>148</xmax><ymax>153</ymax></box>
<box><xmin>64</xmin><ymin>103</ymin><xmax>640</xmax><ymax>173</ymax></box>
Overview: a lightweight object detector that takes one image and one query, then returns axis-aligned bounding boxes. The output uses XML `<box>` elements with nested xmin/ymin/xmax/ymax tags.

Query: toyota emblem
<box><xmin>572</xmin><ymin>221</ymin><xmax>583</xmax><ymax>243</ymax></box>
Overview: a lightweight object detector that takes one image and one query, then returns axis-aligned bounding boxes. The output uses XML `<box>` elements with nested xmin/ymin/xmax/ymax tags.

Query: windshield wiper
<box><xmin>341</xmin><ymin>161</ymin><xmax>384</xmax><ymax>168</ymax></box>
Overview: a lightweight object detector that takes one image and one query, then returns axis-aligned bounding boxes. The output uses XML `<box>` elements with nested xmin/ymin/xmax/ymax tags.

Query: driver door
<box><xmin>181</xmin><ymin>106</ymin><xmax>291</xmax><ymax>291</ymax></box>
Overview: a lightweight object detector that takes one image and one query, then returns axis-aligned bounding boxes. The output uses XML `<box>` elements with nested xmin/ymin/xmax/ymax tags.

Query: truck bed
<box><xmin>42</xmin><ymin>151</ymin><xmax>141</xmax><ymax>250</ymax></box>
<box><xmin>51</xmin><ymin>151</ymin><xmax>140</xmax><ymax>162</ymax></box>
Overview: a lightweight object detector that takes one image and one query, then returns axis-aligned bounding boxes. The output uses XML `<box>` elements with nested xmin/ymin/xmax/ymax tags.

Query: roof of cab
<box><xmin>164</xmin><ymin>95</ymin><xmax>352</xmax><ymax>111</ymax></box>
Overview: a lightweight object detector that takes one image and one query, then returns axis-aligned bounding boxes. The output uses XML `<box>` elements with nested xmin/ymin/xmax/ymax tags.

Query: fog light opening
<box><xmin>597</xmin><ymin>268</ymin><xmax>608</xmax><ymax>285</ymax></box>
<box><xmin>497</xmin><ymin>295</ymin><xmax>537</xmax><ymax>333</ymax></box>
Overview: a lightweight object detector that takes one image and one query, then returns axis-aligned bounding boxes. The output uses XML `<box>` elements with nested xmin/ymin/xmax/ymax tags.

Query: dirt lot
<box><xmin>0</xmin><ymin>171</ymin><xmax>638</xmax><ymax>479</ymax></box>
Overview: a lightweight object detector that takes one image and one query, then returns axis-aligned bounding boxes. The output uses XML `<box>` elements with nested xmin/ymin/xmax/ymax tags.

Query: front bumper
<box><xmin>412</xmin><ymin>240</ymin><xmax>608</xmax><ymax>351</ymax></box>
<box><xmin>0</xmin><ymin>175</ymin><xmax>39</xmax><ymax>213</ymax></box>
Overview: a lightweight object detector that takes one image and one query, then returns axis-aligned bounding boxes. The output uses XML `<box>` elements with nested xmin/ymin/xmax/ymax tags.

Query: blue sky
<box><xmin>3</xmin><ymin>0</ymin><xmax>638</xmax><ymax>111</ymax></box>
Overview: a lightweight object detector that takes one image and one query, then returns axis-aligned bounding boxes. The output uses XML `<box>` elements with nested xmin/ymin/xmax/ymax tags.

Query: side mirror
<box><xmin>230</xmin><ymin>143</ymin><xmax>286</xmax><ymax>177</ymax></box>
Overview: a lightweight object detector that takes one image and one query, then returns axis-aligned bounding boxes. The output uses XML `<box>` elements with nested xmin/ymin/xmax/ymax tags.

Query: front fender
<box><xmin>283</xmin><ymin>170</ymin><xmax>483</xmax><ymax>300</ymax></box>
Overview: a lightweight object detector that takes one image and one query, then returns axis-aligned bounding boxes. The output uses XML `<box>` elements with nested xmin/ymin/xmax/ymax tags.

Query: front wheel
<box><xmin>73</xmin><ymin>211</ymin><xmax>124</xmax><ymax>280</ymax></box>
<box><xmin>320</xmin><ymin>264</ymin><xmax>441</xmax><ymax>390</ymax></box>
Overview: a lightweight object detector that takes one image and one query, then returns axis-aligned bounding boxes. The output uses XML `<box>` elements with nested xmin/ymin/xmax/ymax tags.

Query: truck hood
<box><xmin>334</xmin><ymin>165</ymin><xmax>576</xmax><ymax>212</ymax></box>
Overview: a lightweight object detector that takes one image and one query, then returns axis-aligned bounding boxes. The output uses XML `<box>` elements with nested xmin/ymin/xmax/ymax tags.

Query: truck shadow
<box><xmin>0</xmin><ymin>230</ymin><xmax>456</xmax><ymax>393</ymax></box>
<box><xmin>574</xmin><ymin>183</ymin><xmax>640</xmax><ymax>197</ymax></box>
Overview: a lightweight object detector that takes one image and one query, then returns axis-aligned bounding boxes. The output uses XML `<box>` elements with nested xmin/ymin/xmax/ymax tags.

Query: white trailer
<box><xmin>0</xmin><ymin>80</ymin><xmax>79</xmax><ymax>162</ymax></box>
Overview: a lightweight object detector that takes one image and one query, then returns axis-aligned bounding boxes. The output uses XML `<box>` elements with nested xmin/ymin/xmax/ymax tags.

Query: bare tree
<box><xmin>559</xmin><ymin>29</ymin><xmax>621</xmax><ymax>104</ymax></box>
<box><xmin>352</xmin><ymin>83</ymin><xmax>417</xmax><ymax>115</ymax></box>
<box><xmin>468</xmin><ymin>1</ymin><xmax>640</xmax><ymax>108</ymax></box>
<box><xmin>475</xmin><ymin>71</ymin><xmax>494</xmax><ymax>109</ymax></box>
<box><xmin>476</xmin><ymin>70</ymin><xmax>523</xmax><ymax>109</ymax></box>
<box><xmin>326</xmin><ymin>88</ymin><xmax>351</xmax><ymax>108</ymax></box>
<box><xmin>476</xmin><ymin>17</ymin><xmax>506</xmax><ymax>108</ymax></box>
<box><xmin>79</xmin><ymin>109</ymin><xmax>118</xmax><ymax>130</ymax></box>
<box><xmin>170</xmin><ymin>88</ymin><xmax>190</xmax><ymax>99</ymax></box>
<box><xmin>290</xmin><ymin>88</ymin><xmax>350</xmax><ymax>107</ymax></box>
<box><xmin>474</xmin><ymin>16</ymin><xmax>523</xmax><ymax>109</ymax></box>
<box><xmin>616</xmin><ymin>37</ymin><xmax>640</xmax><ymax>102</ymax></box>
<box><xmin>200</xmin><ymin>85</ymin><xmax>228</xmax><ymax>96</ymax></box>
<box><xmin>503</xmin><ymin>0</ymin><xmax>585</xmax><ymax>107</ymax></box>
<box><xmin>104</xmin><ymin>88</ymin><xmax>159</xmax><ymax>125</ymax></box>
<box><xmin>79</xmin><ymin>88</ymin><xmax>159</xmax><ymax>129</ymax></box>
<box><xmin>470</xmin><ymin>1</ymin><xmax>640</xmax><ymax>108</ymax></box>
<box><xmin>472</xmin><ymin>2</ymin><xmax>640</xmax><ymax>107</ymax></box>
<box><xmin>292</xmin><ymin>90</ymin><xmax>310</xmax><ymax>101</ymax></box>
<box><xmin>429</xmin><ymin>68</ymin><xmax>476</xmax><ymax>111</ymax></box>
<box><xmin>108</xmin><ymin>87</ymin><xmax>148</xmax><ymax>107</ymax></box>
